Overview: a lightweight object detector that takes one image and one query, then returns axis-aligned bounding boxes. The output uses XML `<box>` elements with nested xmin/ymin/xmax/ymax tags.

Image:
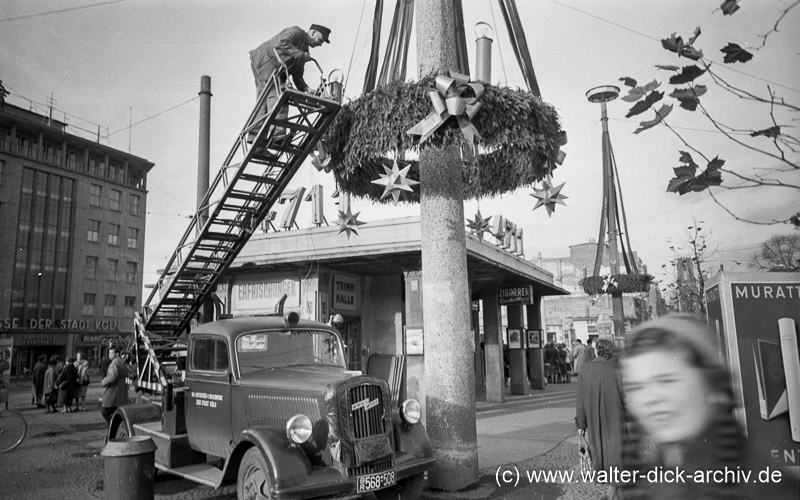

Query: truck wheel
<box><xmin>374</xmin><ymin>473</ymin><xmax>424</xmax><ymax>500</ymax></box>
<box><xmin>114</xmin><ymin>423</ymin><xmax>129</xmax><ymax>439</ymax></box>
<box><xmin>238</xmin><ymin>447</ymin><xmax>274</xmax><ymax>500</ymax></box>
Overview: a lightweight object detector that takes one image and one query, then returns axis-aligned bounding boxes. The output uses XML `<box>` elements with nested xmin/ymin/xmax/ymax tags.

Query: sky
<box><xmin>1</xmin><ymin>0</ymin><xmax>798</xmax><ymax>297</ymax></box>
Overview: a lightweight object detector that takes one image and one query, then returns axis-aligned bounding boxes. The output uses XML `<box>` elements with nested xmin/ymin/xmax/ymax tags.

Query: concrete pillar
<box><xmin>526</xmin><ymin>296</ymin><xmax>545</xmax><ymax>389</ymax></box>
<box><xmin>506</xmin><ymin>304</ymin><xmax>526</xmax><ymax>395</ymax></box>
<box><xmin>481</xmin><ymin>286</ymin><xmax>504</xmax><ymax>403</ymax></box>
<box><xmin>417</xmin><ymin>0</ymin><xmax>478</xmax><ymax>490</ymax></box>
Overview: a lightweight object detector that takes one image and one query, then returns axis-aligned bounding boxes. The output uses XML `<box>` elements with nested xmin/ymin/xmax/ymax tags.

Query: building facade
<box><xmin>535</xmin><ymin>241</ymin><xmax>664</xmax><ymax>345</ymax></box>
<box><xmin>0</xmin><ymin>104</ymin><xmax>153</xmax><ymax>372</ymax></box>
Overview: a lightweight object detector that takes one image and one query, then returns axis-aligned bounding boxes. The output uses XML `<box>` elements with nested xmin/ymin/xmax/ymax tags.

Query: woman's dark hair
<box><xmin>595</xmin><ymin>339</ymin><xmax>615</xmax><ymax>360</ymax></box>
<box><xmin>38</xmin><ymin>354</ymin><xmax>47</xmax><ymax>362</ymax></box>
<box><xmin>621</xmin><ymin>314</ymin><xmax>745</xmax><ymax>497</ymax></box>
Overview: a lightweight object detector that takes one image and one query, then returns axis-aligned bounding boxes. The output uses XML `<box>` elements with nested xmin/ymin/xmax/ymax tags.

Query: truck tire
<box><xmin>374</xmin><ymin>472</ymin><xmax>424</xmax><ymax>500</ymax></box>
<box><xmin>238</xmin><ymin>447</ymin><xmax>274</xmax><ymax>500</ymax></box>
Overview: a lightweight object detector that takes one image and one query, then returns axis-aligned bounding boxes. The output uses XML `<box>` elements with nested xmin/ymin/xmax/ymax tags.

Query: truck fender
<box><xmin>108</xmin><ymin>403</ymin><xmax>161</xmax><ymax>441</ymax></box>
<box><xmin>391</xmin><ymin>410</ymin><xmax>433</xmax><ymax>459</ymax></box>
<box><xmin>223</xmin><ymin>427</ymin><xmax>313</xmax><ymax>489</ymax></box>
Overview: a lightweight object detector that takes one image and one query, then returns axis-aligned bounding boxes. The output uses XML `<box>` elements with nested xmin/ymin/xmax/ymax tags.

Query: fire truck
<box><xmin>110</xmin><ymin>63</ymin><xmax>435</xmax><ymax>499</ymax></box>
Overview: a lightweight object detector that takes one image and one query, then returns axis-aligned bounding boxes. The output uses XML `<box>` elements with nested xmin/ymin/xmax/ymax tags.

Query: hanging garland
<box><xmin>581</xmin><ymin>274</ymin><xmax>655</xmax><ymax>296</ymax></box>
<box><xmin>321</xmin><ymin>75</ymin><xmax>563</xmax><ymax>203</ymax></box>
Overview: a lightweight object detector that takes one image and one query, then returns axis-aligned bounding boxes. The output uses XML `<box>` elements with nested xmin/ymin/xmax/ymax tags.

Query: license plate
<box><xmin>356</xmin><ymin>470</ymin><xmax>396</xmax><ymax>492</ymax></box>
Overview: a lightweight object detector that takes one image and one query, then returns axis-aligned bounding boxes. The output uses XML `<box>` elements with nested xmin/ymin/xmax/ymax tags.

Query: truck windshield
<box><xmin>236</xmin><ymin>329</ymin><xmax>345</xmax><ymax>375</ymax></box>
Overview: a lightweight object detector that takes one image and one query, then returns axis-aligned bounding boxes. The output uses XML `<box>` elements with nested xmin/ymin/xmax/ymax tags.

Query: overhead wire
<box><xmin>0</xmin><ymin>0</ymin><xmax>132</xmax><ymax>23</ymax></box>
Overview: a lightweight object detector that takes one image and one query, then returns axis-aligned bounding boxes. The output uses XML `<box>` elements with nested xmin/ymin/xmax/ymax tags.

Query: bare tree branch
<box><xmin>753</xmin><ymin>0</ymin><xmax>800</xmax><ymax>50</ymax></box>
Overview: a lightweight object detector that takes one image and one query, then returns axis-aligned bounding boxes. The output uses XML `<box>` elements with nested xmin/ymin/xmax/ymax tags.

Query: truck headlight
<box><xmin>400</xmin><ymin>399</ymin><xmax>421</xmax><ymax>425</ymax></box>
<box><xmin>286</xmin><ymin>414</ymin><xmax>313</xmax><ymax>444</ymax></box>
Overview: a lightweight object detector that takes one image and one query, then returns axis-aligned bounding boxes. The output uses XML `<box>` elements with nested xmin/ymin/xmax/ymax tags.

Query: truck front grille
<box><xmin>348</xmin><ymin>457</ymin><xmax>393</xmax><ymax>477</ymax></box>
<box><xmin>348</xmin><ymin>384</ymin><xmax>385</xmax><ymax>438</ymax></box>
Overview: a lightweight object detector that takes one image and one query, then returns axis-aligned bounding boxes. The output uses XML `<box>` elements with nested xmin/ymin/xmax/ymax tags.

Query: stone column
<box><xmin>526</xmin><ymin>296</ymin><xmax>545</xmax><ymax>389</ymax></box>
<box><xmin>481</xmin><ymin>285</ymin><xmax>505</xmax><ymax>403</ymax></box>
<box><xmin>417</xmin><ymin>0</ymin><xmax>478</xmax><ymax>490</ymax></box>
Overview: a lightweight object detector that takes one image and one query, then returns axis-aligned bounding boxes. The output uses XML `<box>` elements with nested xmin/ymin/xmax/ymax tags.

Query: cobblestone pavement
<box><xmin>1</xmin><ymin>381</ymin><xmax>604</xmax><ymax>499</ymax></box>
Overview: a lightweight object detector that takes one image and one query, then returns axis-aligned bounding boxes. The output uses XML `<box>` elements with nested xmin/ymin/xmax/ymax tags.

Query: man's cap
<box><xmin>310</xmin><ymin>24</ymin><xmax>331</xmax><ymax>43</ymax></box>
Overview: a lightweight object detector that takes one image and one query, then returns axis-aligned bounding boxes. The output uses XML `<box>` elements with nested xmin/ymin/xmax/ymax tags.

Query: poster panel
<box><xmin>713</xmin><ymin>274</ymin><xmax>800</xmax><ymax>470</ymax></box>
<box><xmin>0</xmin><ymin>338</ymin><xmax>13</xmax><ymax>403</ymax></box>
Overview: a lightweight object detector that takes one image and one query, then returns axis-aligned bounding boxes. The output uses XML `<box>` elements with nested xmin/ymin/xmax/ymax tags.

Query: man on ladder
<box><xmin>249</xmin><ymin>24</ymin><xmax>331</xmax><ymax>154</ymax></box>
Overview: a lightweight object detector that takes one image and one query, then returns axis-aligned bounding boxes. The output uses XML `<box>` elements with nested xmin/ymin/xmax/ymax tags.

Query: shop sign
<box><xmin>498</xmin><ymin>286</ymin><xmax>534</xmax><ymax>305</ymax></box>
<box><xmin>232</xmin><ymin>277</ymin><xmax>300</xmax><ymax>314</ymax></box>
<box><xmin>332</xmin><ymin>273</ymin><xmax>358</xmax><ymax>312</ymax></box>
<box><xmin>19</xmin><ymin>334</ymin><xmax>68</xmax><ymax>346</ymax></box>
<box><xmin>1</xmin><ymin>318</ymin><xmax>121</xmax><ymax>331</ymax></box>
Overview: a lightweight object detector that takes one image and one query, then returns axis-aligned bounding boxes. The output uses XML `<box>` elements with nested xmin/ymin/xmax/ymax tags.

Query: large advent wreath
<box><xmin>320</xmin><ymin>74</ymin><xmax>564</xmax><ymax>203</ymax></box>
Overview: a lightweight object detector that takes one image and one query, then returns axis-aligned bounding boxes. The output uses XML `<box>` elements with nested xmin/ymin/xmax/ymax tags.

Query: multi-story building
<box><xmin>0</xmin><ymin>103</ymin><xmax>153</xmax><ymax>373</ymax></box>
<box><xmin>534</xmin><ymin>240</ymin><xmax>665</xmax><ymax>345</ymax></box>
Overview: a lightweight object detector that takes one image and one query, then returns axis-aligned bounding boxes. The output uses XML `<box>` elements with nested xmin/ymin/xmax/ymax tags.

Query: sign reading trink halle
<box><xmin>706</xmin><ymin>273</ymin><xmax>800</xmax><ymax>470</ymax></box>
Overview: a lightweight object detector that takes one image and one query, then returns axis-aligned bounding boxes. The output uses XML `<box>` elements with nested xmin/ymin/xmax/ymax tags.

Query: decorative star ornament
<box><xmin>466</xmin><ymin>210</ymin><xmax>492</xmax><ymax>239</ymax></box>
<box><xmin>602</xmin><ymin>275</ymin><xmax>619</xmax><ymax>293</ymax></box>
<box><xmin>335</xmin><ymin>207</ymin><xmax>366</xmax><ymax>239</ymax></box>
<box><xmin>530</xmin><ymin>179</ymin><xmax>568</xmax><ymax>216</ymax></box>
<box><xmin>371</xmin><ymin>158</ymin><xmax>419</xmax><ymax>203</ymax></box>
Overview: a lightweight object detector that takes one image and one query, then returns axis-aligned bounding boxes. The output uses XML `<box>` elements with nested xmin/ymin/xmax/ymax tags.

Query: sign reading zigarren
<box><xmin>498</xmin><ymin>286</ymin><xmax>534</xmax><ymax>305</ymax></box>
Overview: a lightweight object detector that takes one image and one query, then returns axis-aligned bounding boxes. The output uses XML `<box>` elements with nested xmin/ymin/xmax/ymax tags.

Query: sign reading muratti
<box><xmin>498</xmin><ymin>286</ymin><xmax>534</xmax><ymax>305</ymax></box>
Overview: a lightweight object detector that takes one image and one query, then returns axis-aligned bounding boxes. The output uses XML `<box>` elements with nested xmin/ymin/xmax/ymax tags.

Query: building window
<box><xmin>89</xmin><ymin>184</ymin><xmax>102</xmax><ymax>207</ymax></box>
<box><xmin>83</xmin><ymin>293</ymin><xmax>96</xmax><ymax>316</ymax></box>
<box><xmin>107</xmin><ymin>258</ymin><xmax>118</xmax><ymax>281</ymax></box>
<box><xmin>130</xmin><ymin>194</ymin><xmax>141</xmax><ymax>216</ymax></box>
<box><xmin>0</xmin><ymin>159</ymin><xmax>5</xmax><ymax>185</ymax></box>
<box><xmin>124</xmin><ymin>296</ymin><xmax>136</xmax><ymax>315</ymax></box>
<box><xmin>88</xmin><ymin>220</ymin><xmax>100</xmax><ymax>242</ymax></box>
<box><xmin>104</xmin><ymin>295</ymin><xmax>116</xmax><ymax>317</ymax></box>
<box><xmin>85</xmin><ymin>256</ymin><xmax>98</xmax><ymax>279</ymax></box>
<box><xmin>108</xmin><ymin>224</ymin><xmax>119</xmax><ymax>246</ymax></box>
<box><xmin>125</xmin><ymin>261</ymin><xmax>138</xmax><ymax>284</ymax></box>
<box><xmin>127</xmin><ymin>227</ymin><xmax>138</xmax><ymax>249</ymax></box>
<box><xmin>110</xmin><ymin>189</ymin><xmax>121</xmax><ymax>211</ymax></box>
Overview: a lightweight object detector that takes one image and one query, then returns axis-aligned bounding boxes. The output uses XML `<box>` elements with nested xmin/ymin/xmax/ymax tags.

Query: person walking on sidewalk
<box><xmin>55</xmin><ymin>356</ymin><xmax>78</xmax><ymax>413</ymax></box>
<box><xmin>75</xmin><ymin>351</ymin><xmax>90</xmax><ymax>411</ymax></box>
<box><xmin>100</xmin><ymin>347</ymin><xmax>128</xmax><ymax>423</ymax></box>
<box><xmin>576</xmin><ymin>339</ymin><xmax>627</xmax><ymax>500</ymax></box>
<box><xmin>248</xmin><ymin>24</ymin><xmax>331</xmax><ymax>149</ymax></box>
<box><xmin>43</xmin><ymin>357</ymin><xmax>58</xmax><ymax>414</ymax></box>
<box><xmin>572</xmin><ymin>339</ymin><xmax>587</xmax><ymax>375</ymax></box>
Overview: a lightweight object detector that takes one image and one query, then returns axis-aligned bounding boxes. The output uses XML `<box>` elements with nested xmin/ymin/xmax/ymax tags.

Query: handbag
<box><xmin>45</xmin><ymin>388</ymin><xmax>58</xmax><ymax>405</ymax></box>
<box><xmin>578</xmin><ymin>430</ymin><xmax>594</xmax><ymax>475</ymax></box>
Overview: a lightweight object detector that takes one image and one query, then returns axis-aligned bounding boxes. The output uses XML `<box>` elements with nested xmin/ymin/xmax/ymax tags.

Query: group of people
<box><xmin>575</xmin><ymin>314</ymin><xmax>798</xmax><ymax>499</ymax></box>
<box><xmin>30</xmin><ymin>352</ymin><xmax>91</xmax><ymax>413</ymax></box>
<box><xmin>544</xmin><ymin>340</ymin><xmax>595</xmax><ymax>383</ymax></box>
<box><xmin>28</xmin><ymin>346</ymin><xmax>129</xmax><ymax>423</ymax></box>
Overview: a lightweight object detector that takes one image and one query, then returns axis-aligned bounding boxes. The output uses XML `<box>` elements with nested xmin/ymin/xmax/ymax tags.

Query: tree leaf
<box><xmin>619</xmin><ymin>76</ymin><xmax>637</xmax><ymax>87</ymax></box>
<box><xmin>621</xmin><ymin>79</ymin><xmax>661</xmax><ymax>102</ymax></box>
<box><xmin>677</xmin><ymin>97</ymin><xmax>700</xmax><ymax>111</ymax></box>
<box><xmin>669</xmin><ymin>85</ymin><xmax>708</xmax><ymax>99</ymax></box>
<box><xmin>626</xmin><ymin>91</ymin><xmax>663</xmax><ymax>118</ymax></box>
<box><xmin>656</xmin><ymin>65</ymin><xmax>680</xmax><ymax>71</ymax></box>
<box><xmin>634</xmin><ymin>104</ymin><xmax>673</xmax><ymax>134</ymax></box>
<box><xmin>678</xmin><ymin>151</ymin><xmax>698</xmax><ymax>170</ymax></box>
<box><xmin>721</xmin><ymin>0</ymin><xmax>740</xmax><ymax>15</ymax></box>
<box><xmin>750</xmin><ymin>126</ymin><xmax>781</xmax><ymax>138</ymax></box>
<box><xmin>687</xmin><ymin>27</ymin><xmax>702</xmax><ymax>46</ymax></box>
<box><xmin>720</xmin><ymin>43</ymin><xmax>753</xmax><ymax>63</ymax></box>
<box><xmin>662</xmin><ymin>33</ymin><xmax>684</xmax><ymax>53</ymax></box>
<box><xmin>667</xmin><ymin>154</ymin><xmax>725</xmax><ymax>194</ymax></box>
<box><xmin>679</xmin><ymin>46</ymin><xmax>704</xmax><ymax>60</ymax></box>
<box><xmin>669</xmin><ymin>65</ymin><xmax>706</xmax><ymax>85</ymax></box>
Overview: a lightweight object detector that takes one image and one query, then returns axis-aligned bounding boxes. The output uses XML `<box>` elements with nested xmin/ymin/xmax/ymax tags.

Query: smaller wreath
<box><xmin>581</xmin><ymin>274</ymin><xmax>654</xmax><ymax>295</ymax></box>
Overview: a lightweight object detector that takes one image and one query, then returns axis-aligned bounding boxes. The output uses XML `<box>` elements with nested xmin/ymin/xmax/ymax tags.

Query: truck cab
<box><xmin>110</xmin><ymin>311</ymin><xmax>435</xmax><ymax>499</ymax></box>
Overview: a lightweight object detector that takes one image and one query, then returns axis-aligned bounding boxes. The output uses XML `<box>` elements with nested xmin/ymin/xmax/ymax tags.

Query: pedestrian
<box><xmin>75</xmin><ymin>351</ymin><xmax>90</xmax><ymax>411</ymax></box>
<box><xmin>619</xmin><ymin>314</ymin><xmax>799</xmax><ymax>499</ymax></box>
<box><xmin>572</xmin><ymin>339</ymin><xmax>587</xmax><ymax>375</ymax></box>
<box><xmin>544</xmin><ymin>342</ymin><xmax>558</xmax><ymax>383</ymax></box>
<box><xmin>576</xmin><ymin>339</ymin><xmax>627</xmax><ymax>500</ymax></box>
<box><xmin>585</xmin><ymin>338</ymin><xmax>596</xmax><ymax>362</ymax></box>
<box><xmin>248</xmin><ymin>24</ymin><xmax>331</xmax><ymax>152</ymax></box>
<box><xmin>503</xmin><ymin>343</ymin><xmax>510</xmax><ymax>387</ymax></box>
<box><xmin>55</xmin><ymin>356</ymin><xmax>79</xmax><ymax>413</ymax></box>
<box><xmin>554</xmin><ymin>344</ymin><xmax>567</xmax><ymax>382</ymax></box>
<box><xmin>43</xmin><ymin>358</ymin><xmax>58</xmax><ymax>414</ymax></box>
<box><xmin>99</xmin><ymin>348</ymin><xmax>111</xmax><ymax>379</ymax></box>
<box><xmin>31</xmin><ymin>354</ymin><xmax>48</xmax><ymax>408</ymax></box>
<box><xmin>100</xmin><ymin>346</ymin><xmax>128</xmax><ymax>423</ymax></box>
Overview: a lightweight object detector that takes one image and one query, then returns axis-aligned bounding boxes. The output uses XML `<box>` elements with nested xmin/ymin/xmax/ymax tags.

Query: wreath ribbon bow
<box><xmin>407</xmin><ymin>71</ymin><xmax>484</xmax><ymax>144</ymax></box>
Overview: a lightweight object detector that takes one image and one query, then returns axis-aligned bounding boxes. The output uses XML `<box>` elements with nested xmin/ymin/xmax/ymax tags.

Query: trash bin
<box><xmin>101</xmin><ymin>436</ymin><xmax>157</xmax><ymax>499</ymax></box>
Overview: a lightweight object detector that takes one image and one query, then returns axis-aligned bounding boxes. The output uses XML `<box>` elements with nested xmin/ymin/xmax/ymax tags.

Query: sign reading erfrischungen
<box><xmin>498</xmin><ymin>286</ymin><xmax>534</xmax><ymax>305</ymax></box>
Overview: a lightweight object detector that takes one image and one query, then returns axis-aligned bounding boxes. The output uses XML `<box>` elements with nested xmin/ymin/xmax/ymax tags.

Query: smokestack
<box><xmin>197</xmin><ymin>75</ymin><xmax>212</xmax><ymax>233</ymax></box>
